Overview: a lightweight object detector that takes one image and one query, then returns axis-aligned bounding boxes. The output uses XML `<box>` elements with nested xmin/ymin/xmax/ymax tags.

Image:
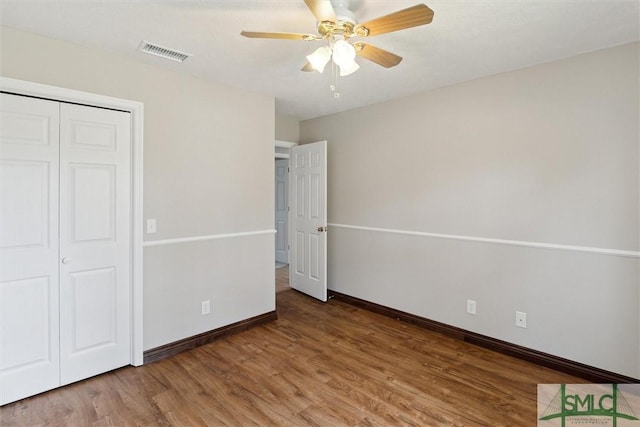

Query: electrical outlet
<box><xmin>146</xmin><ymin>218</ymin><xmax>157</xmax><ymax>234</ymax></box>
<box><xmin>467</xmin><ymin>299</ymin><xmax>477</xmax><ymax>315</ymax></box>
<box><xmin>516</xmin><ymin>311</ymin><xmax>527</xmax><ymax>328</ymax></box>
<box><xmin>201</xmin><ymin>300</ymin><xmax>211</xmax><ymax>315</ymax></box>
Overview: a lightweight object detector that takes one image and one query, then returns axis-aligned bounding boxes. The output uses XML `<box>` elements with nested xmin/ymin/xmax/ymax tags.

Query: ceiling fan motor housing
<box><xmin>318</xmin><ymin>0</ymin><xmax>358</xmax><ymax>39</ymax></box>
<box><xmin>331</xmin><ymin>0</ymin><xmax>357</xmax><ymax>25</ymax></box>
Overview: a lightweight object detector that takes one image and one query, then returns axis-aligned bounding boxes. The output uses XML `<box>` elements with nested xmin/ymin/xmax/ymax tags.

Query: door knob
<box><xmin>61</xmin><ymin>257</ymin><xmax>70</xmax><ymax>264</ymax></box>
<box><xmin>317</xmin><ymin>226</ymin><xmax>327</xmax><ymax>232</ymax></box>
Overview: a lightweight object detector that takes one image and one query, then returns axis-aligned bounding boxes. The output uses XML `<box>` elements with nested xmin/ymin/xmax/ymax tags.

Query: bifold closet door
<box><xmin>0</xmin><ymin>93</ymin><xmax>132</xmax><ymax>405</ymax></box>
<box><xmin>58</xmin><ymin>103</ymin><xmax>131</xmax><ymax>386</ymax></box>
<box><xmin>0</xmin><ymin>94</ymin><xmax>62</xmax><ymax>404</ymax></box>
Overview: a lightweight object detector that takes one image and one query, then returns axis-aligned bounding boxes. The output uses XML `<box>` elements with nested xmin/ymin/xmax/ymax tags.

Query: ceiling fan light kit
<box><xmin>338</xmin><ymin>59</ymin><xmax>359</xmax><ymax>77</ymax></box>
<box><xmin>306</xmin><ymin>46</ymin><xmax>332</xmax><ymax>73</ymax></box>
<box><xmin>241</xmin><ymin>0</ymin><xmax>434</xmax><ymax>94</ymax></box>
<box><xmin>307</xmin><ymin>38</ymin><xmax>360</xmax><ymax>76</ymax></box>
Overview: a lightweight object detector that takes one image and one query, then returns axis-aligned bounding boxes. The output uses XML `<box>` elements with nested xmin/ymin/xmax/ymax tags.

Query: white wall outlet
<box><xmin>201</xmin><ymin>300</ymin><xmax>211</xmax><ymax>315</ymax></box>
<box><xmin>146</xmin><ymin>218</ymin><xmax>157</xmax><ymax>234</ymax></box>
<box><xmin>467</xmin><ymin>299</ymin><xmax>477</xmax><ymax>315</ymax></box>
<box><xmin>516</xmin><ymin>311</ymin><xmax>527</xmax><ymax>328</ymax></box>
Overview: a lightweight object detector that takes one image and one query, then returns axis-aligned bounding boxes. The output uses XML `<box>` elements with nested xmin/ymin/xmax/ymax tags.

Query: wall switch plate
<box><xmin>201</xmin><ymin>300</ymin><xmax>211</xmax><ymax>315</ymax></box>
<box><xmin>146</xmin><ymin>218</ymin><xmax>157</xmax><ymax>234</ymax></box>
<box><xmin>516</xmin><ymin>311</ymin><xmax>527</xmax><ymax>328</ymax></box>
<box><xmin>467</xmin><ymin>299</ymin><xmax>477</xmax><ymax>315</ymax></box>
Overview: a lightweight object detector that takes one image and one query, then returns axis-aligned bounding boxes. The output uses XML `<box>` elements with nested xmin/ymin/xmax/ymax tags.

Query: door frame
<box><xmin>1</xmin><ymin>77</ymin><xmax>145</xmax><ymax>366</ymax></box>
<box><xmin>275</xmin><ymin>139</ymin><xmax>297</xmax><ymax>159</ymax></box>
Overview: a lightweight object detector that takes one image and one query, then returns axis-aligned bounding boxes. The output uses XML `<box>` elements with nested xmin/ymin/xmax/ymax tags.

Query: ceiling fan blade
<box><xmin>301</xmin><ymin>62</ymin><xmax>316</xmax><ymax>72</ymax></box>
<box><xmin>354</xmin><ymin>42</ymin><xmax>402</xmax><ymax>68</ymax></box>
<box><xmin>241</xmin><ymin>31</ymin><xmax>319</xmax><ymax>41</ymax></box>
<box><xmin>304</xmin><ymin>0</ymin><xmax>336</xmax><ymax>22</ymax></box>
<box><xmin>355</xmin><ymin>4</ymin><xmax>434</xmax><ymax>37</ymax></box>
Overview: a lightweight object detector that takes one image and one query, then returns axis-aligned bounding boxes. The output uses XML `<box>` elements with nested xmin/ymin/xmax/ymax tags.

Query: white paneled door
<box><xmin>275</xmin><ymin>159</ymin><xmax>289</xmax><ymax>264</ymax></box>
<box><xmin>0</xmin><ymin>93</ymin><xmax>132</xmax><ymax>405</ymax></box>
<box><xmin>290</xmin><ymin>141</ymin><xmax>327</xmax><ymax>302</ymax></box>
<box><xmin>58</xmin><ymin>103</ymin><xmax>131</xmax><ymax>385</ymax></box>
<box><xmin>0</xmin><ymin>94</ymin><xmax>61</xmax><ymax>405</ymax></box>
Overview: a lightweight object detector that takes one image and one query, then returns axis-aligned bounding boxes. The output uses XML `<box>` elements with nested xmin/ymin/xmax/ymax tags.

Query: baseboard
<box><xmin>143</xmin><ymin>311</ymin><xmax>278</xmax><ymax>364</ymax></box>
<box><xmin>329</xmin><ymin>290</ymin><xmax>638</xmax><ymax>383</ymax></box>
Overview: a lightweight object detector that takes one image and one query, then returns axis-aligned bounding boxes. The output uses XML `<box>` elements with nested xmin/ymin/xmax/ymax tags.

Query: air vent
<box><xmin>137</xmin><ymin>41</ymin><xmax>192</xmax><ymax>63</ymax></box>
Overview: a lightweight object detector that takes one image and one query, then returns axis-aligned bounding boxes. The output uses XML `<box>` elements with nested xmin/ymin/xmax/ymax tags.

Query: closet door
<box><xmin>59</xmin><ymin>103</ymin><xmax>131</xmax><ymax>385</ymax></box>
<box><xmin>0</xmin><ymin>94</ymin><xmax>61</xmax><ymax>404</ymax></box>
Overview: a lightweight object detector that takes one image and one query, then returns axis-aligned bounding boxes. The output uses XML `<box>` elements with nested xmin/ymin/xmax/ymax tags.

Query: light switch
<box><xmin>146</xmin><ymin>218</ymin><xmax>157</xmax><ymax>234</ymax></box>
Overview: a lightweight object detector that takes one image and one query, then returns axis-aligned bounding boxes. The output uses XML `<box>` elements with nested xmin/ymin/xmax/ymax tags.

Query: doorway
<box><xmin>274</xmin><ymin>140</ymin><xmax>296</xmax><ymax>293</ymax></box>
<box><xmin>275</xmin><ymin>158</ymin><xmax>289</xmax><ymax>267</ymax></box>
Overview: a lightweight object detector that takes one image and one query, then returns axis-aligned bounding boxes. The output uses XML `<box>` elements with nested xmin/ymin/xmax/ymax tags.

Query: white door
<box><xmin>0</xmin><ymin>94</ymin><xmax>61</xmax><ymax>404</ymax></box>
<box><xmin>58</xmin><ymin>103</ymin><xmax>131</xmax><ymax>385</ymax></box>
<box><xmin>0</xmin><ymin>94</ymin><xmax>132</xmax><ymax>405</ymax></box>
<box><xmin>290</xmin><ymin>141</ymin><xmax>327</xmax><ymax>302</ymax></box>
<box><xmin>275</xmin><ymin>159</ymin><xmax>289</xmax><ymax>264</ymax></box>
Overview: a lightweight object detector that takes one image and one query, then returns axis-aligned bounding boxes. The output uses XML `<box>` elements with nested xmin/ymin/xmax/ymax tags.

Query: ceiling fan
<box><xmin>241</xmin><ymin>0</ymin><xmax>434</xmax><ymax>77</ymax></box>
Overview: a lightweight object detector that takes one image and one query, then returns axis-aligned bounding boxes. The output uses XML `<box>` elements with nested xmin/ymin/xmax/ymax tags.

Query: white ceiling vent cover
<box><xmin>137</xmin><ymin>40</ymin><xmax>192</xmax><ymax>62</ymax></box>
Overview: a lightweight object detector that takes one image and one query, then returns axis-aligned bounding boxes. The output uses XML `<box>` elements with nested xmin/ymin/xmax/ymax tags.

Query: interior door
<box><xmin>275</xmin><ymin>158</ymin><xmax>289</xmax><ymax>264</ymax></box>
<box><xmin>58</xmin><ymin>103</ymin><xmax>131</xmax><ymax>385</ymax></box>
<box><xmin>0</xmin><ymin>94</ymin><xmax>61</xmax><ymax>404</ymax></box>
<box><xmin>290</xmin><ymin>141</ymin><xmax>327</xmax><ymax>301</ymax></box>
<box><xmin>0</xmin><ymin>94</ymin><xmax>133</xmax><ymax>405</ymax></box>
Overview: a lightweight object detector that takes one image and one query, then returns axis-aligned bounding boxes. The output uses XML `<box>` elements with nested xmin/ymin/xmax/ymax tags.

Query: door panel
<box><xmin>68</xmin><ymin>120</ymin><xmax>117</xmax><ymax>151</ymax></box>
<box><xmin>310</xmin><ymin>174</ymin><xmax>320</xmax><ymax>218</ymax></box>
<box><xmin>290</xmin><ymin>141</ymin><xmax>327</xmax><ymax>302</ymax></box>
<box><xmin>0</xmin><ymin>105</ymin><xmax>53</xmax><ymax>146</ymax></box>
<box><xmin>295</xmin><ymin>231</ymin><xmax>305</xmax><ymax>275</ymax></box>
<box><xmin>69</xmin><ymin>163</ymin><xmax>116</xmax><ymax>242</ymax></box>
<box><xmin>309</xmin><ymin>234</ymin><xmax>319</xmax><ymax>280</ymax></box>
<box><xmin>296</xmin><ymin>174</ymin><xmax>305</xmax><ymax>216</ymax></box>
<box><xmin>0</xmin><ymin>93</ymin><xmax>61</xmax><ymax>405</ymax></box>
<box><xmin>0</xmin><ymin>160</ymin><xmax>51</xmax><ymax>249</ymax></box>
<box><xmin>59</xmin><ymin>103</ymin><xmax>131</xmax><ymax>386</ymax></box>
<box><xmin>1</xmin><ymin>277</ymin><xmax>54</xmax><ymax>369</ymax></box>
<box><xmin>68</xmin><ymin>267</ymin><xmax>117</xmax><ymax>352</ymax></box>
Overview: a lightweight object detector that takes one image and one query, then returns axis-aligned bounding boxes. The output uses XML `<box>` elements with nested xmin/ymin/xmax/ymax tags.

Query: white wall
<box><xmin>275</xmin><ymin>112</ymin><xmax>300</xmax><ymax>143</ymax></box>
<box><xmin>301</xmin><ymin>42</ymin><xmax>640</xmax><ymax>378</ymax></box>
<box><xmin>1</xmin><ymin>26</ymin><xmax>275</xmax><ymax>350</ymax></box>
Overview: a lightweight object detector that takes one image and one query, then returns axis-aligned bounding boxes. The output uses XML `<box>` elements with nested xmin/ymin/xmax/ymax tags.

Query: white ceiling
<box><xmin>1</xmin><ymin>0</ymin><xmax>638</xmax><ymax>120</ymax></box>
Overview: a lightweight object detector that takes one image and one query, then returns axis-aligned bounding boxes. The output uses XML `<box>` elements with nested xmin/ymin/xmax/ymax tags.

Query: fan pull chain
<box><xmin>330</xmin><ymin>61</ymin><xmax>340</xmax><ymax>98</ymax></box>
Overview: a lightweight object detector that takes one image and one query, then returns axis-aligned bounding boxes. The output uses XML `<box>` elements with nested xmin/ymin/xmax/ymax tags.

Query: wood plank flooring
<box><xmin>276</xmin><ymin>265</ymin><xmax>289</xmax><ymax>293</ymax></box>
<box><xmin>1</xmin><ymin>267</ymin><xmax>583</xmax><ymax>426</ymax></box>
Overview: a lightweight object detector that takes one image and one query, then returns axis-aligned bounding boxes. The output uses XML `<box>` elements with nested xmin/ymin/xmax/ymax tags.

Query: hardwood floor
<box><xmin>1</xmin><ymin>267</ymin><xmax>583</xmax><ymax>426</ymax></box>
<box><xmin>276</xmin><ymin>264</ymin><xmax>289</xmax><ymax>293</ymax></box>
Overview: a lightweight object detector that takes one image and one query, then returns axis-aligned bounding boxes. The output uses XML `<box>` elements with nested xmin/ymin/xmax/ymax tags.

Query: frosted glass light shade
<box><xmin>339</xmin><ymin>60</ymin><xmax>359</xmax><ymax>76</ymax></box>
<box><xmin>306</xmin><ymin>46</ymin><xmax>332</xmax><ymax>73</ymax></box>
<box><xmin>332</xmin><ymin>39</ymin><xmax>356</xmax><ymax>67</ymax></box>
